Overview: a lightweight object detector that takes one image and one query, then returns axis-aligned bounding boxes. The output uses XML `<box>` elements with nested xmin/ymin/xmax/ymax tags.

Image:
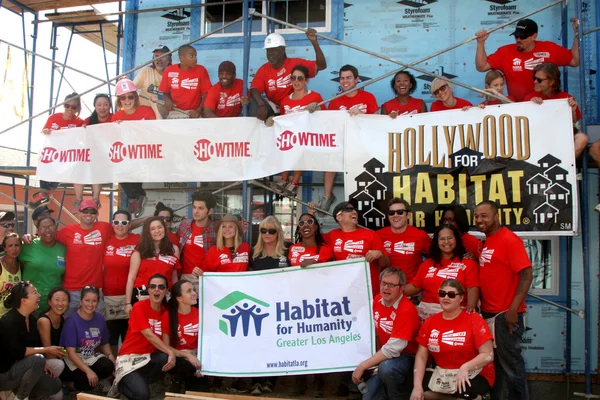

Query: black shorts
<box><xmin>423</xmin><ymin>371</ymin><xmax>491</xmax><ymax>398</ymax></box>
<box><xmin>106</xmin><ymin>319</ymin><xmax>129</xmax><ymax>346</ymax></box>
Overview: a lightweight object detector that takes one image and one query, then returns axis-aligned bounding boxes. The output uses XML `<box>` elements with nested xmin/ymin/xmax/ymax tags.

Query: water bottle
<box><xmin>358</xmin><ymin>382</ymin><xmax>369</xmax><ymax>394</ymax></box>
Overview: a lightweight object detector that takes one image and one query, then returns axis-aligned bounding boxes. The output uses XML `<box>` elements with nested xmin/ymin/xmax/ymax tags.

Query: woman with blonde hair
<box><xmin>250</xmin><ymin>216</ymin><xmax>290</xmax><ymax>271</ymax></box>
<box><xmin>205</xmin><ymin>214</ymin><xmax>250</xmax><ymax>272</ymax></box>
<box><xmin>429</xmin><ymin>78</ymin><xmax>472</xmax><ymax>112</ymax></box>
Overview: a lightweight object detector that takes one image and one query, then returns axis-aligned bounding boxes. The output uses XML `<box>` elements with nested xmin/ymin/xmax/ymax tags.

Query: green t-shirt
<box><xmin>19</xmin><ymin>239</ymin><xmax>66</xmax><ymax>313</ymax></box>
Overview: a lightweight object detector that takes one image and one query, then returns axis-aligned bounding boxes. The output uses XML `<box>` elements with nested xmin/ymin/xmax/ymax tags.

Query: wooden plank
<box><xmin>76</xmin><ymin>394</ymin><xmax>113</xmax><ymax>400</ymax></box>
<box><xmin>185</xmin><ymin>391</ymin><xmax>295</xmax><ymax>400</ymax></box>
<box><xmin>3</xmin><ymin>0</ymin><xmax>115</xmax><ymax>14</ymax></box>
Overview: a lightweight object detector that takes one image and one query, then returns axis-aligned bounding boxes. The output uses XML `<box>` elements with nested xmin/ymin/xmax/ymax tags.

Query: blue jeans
<box><xmin>119</xmin><ymin>352</ymin><xmax>168</xmax><ymax>400</ymax></box>
<box><xmin>483</xmin><ymin>312</ymin><xmax>529</xmax><ymax>400</ymax></box>
<box><xmin>363</xmin><ymin>354</ymin><xmax>414</xmax><ymax>400</ymax></box>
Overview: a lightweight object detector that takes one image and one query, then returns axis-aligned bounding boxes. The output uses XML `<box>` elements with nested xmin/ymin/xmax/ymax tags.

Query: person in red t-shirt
<box><xmin>116</xmin><ymin>274</ymin><xmax>176</xmax><ymax>400</ymax></box>
<box><xmin>103</xmin><ymin>209</ymin><xmax>139</xmax><ymax>355</ymax></box>
<box><xmin>405</xmin><ymin>224</ymin><xmax>480</xmax><ymax>320</ymax></box>
<box><xmin>324</xmin><ymin>200</ymin><xmax>389</xmax><ymax>296</ymax></box>
<box><xmin>524</xmin><ymin>62</ymin><xmax>588</xmax><ymax>159</ymax></box>
<box><xmin>475</xmin><ymin>18</ymin><xmax>580</xmax><ymax>102</ymax></box>
<box><xmin>205</xmin><ymin>214</ymin><xmax>250</xmax><ymax>273</ymax></box>
<box><xmin>84</xmin><ymin>93</ymin><xmax>113</xmax><ymax>125</ymax></box>
<box><xmin>429</xmin><ymin>78</ymin><xmax>473</xmax><ymax>112</ymax></box>
<box><xmin>250</xmin><ymin>29</ymin><xmax>326</xmax><ymax>121</ymax></box>
<box><xmin>441</xmin><ymin>205</ymin><xmax>482</xmax><ymax>260</ymax></box>
<box><xmin>289</xmin><ymin>213</ymin><xmax>333</xmax><ymax>268</ymax></box>
<box><xmin>474</xmin><ymin>201</ymin><xmax>531</xmax><ymax>400</ymax></box>
<box><xmin>154</xmin><ymin>202</ymin><xmax>179</xmax><ymax>246</ymax></box>
<box><xmin>411</xmin><ymin>279</ymin><xmax>494</xmax><ymax>400</ymax></box>
<box><xmin>32</xmin><ymin>92</ymin><xmax>85</xmax><ymax>210</ymax></box>
<box><xmin>269</xmin><ymin>65</ymin><xmax>326</xmax><ymax>197</ymax></box>
<box><xmin>162</xmin><ymin>280</ymin><xmax>209</xmax><ymax>391</ymax></box>
<box><xmin>125</xmin><ymin>217</ymin><xmax>180</xmax><ymax>316</ymax></box>
<box><xmin>479</xmin><ymin>70</ymin><xmax>515</xmax><ymax>106</ymax></box>
<box><xmin>381</xmin><ymin>71</ymin><xmax>427</xmax><ymax>117</ymax></box>
<box><xmin>352</xmin><ymin>268</ymin><xmax>420</xmax><ymax>399</ymax></box>
<box><xmin>159</xmin><ymin>45</ymin><xmax>212</xmax><ymax>118</ymax></box>
<box><xmin>376</xmin><ymin>198</ymin><xmax>431</xmax><ymax>283</ymax></box>
<box><xmin>203</xmin><ymin>61</ymin><xmax>248</xmax><ymax>118</ymax></box>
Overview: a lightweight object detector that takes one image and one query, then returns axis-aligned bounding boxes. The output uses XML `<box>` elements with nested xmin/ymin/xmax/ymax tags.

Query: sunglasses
<box><xmin>298</xmin><ymin>219</ymin><xmax>315</xmax><ymax>227</ymax></box>
<box><xmin>388</xmin><ymin>209</ymin><xmax>407</xmax><ymax>216</ymax></box>
<box><xmin>118</xmin><ymin>94</ymin><xmax>135</xmax><ymax>101</ymax></box>
<box><xmin>112</xmin><ymin>220</ymin><xmax>130</xmax><ymax>226</ymax></box>
<box><xmin>64</xmin><ymin>104</ymin><xmax>78</xmax><ymax>110</ymax></box>
<box><xmin>432</xmin><ymin>84</ymin><xmax>449</xmax><ymax>96</ymax></box>
<box><xmin>149</xmin><ymin>283</ymin><xmax>167</xmax><ymax>290</ymax></box>
<box><xmin>514</xmin><ymin>34</ymin><xmax>531</xmax><ymax>40</ymax></box>
<box><xmin>533</xmin><ymin>76</ymin><xmax>548</xmax><ymax>83</ymax></box>
<box><xmin>260</xmin><ymin>228</ymin><xmax>278</xmax><ymax>235</ymax></box>
<box><xmin>80</xmin><ymin>209</ymin><xmax>98</xmax><ymax>215</ymax></box>
<box><xmin>0</xmin><ymin>223</ymin><xmax>15</xmax><ymax>229</ymax></box>
<box><xmin>290</xmin><ymin>75</ymin><xmax>306</xmax><ymax>81</ymax></box>
<box><xmin>159</xmin><ymin>216</ymin><xmax>172</xmax><ymax>223</ymax></box>
<box><xmin>342</xmin><ymin>206</ymin><xmax>356</xmax><ymax>213</ymax></box>
<box><xmin>438</xmin><ymin>290</ymin><xmax>462</xmax><ymax>299</ymax></box>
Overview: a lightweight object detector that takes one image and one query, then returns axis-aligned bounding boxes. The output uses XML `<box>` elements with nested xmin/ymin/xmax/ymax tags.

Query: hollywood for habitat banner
<box><xmin>344</xmin><ymin>100</ymin><xmax>577</xmax><ymax>236</ymax></box>
<box><xmin>198</xmin><ymin>259</ymin><xmax>375</xmax><ymax>377</ymax></box>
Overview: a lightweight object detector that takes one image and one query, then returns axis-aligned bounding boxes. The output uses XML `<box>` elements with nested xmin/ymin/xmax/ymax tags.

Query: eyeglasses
<box><xmin>159</xmin><ymin>216</ymin><xmax>172</xmax><ymax>223</ymax></box>
<box><xmin>118</xmin><ymin>94</ymin><xmax>135</xmax><ymax>101</ymax></box>
<box><xmin>64</xmin><ymin>104</ymin><xmax>78</xmax><ymax>110</ymax></box>
<box><xmin>298</xmin><ymin>219</ymin><xmax>315</xmax><ymax>227</ymax></box>
<box><xmin>148</xmin><ymin>283</ymin><xmax>167</xmax><ymax>290</ymax></box>
<box><xmin>381</xmin><ymin>281</ymin><xmax>401</xmax><ymax>289</ymax></box>
<box><xmin>533</xmin><ymin>76</ymin><xmax>548</xmax><ymax>83</ymax></box>
<box><xmin>80</xmin><ymin>209</ymin><xmax>98</xmax><ymax>215</ymax></box>
<box><xmin>112</xmin><ymin>220</ymin><xmax>130</xmax><ymax>226</ymax></box>
<box><xmin>39</xmin><ymin>225</ymin><xmax>57</xmax><ymax>232</ymax></box>
<box><xmin>260</xmin><ymin>228</ymin><xmax>278</xmax><ymax>235</ymax></box>
<box><xmin>290</xmin><ymin>75</ymin><xmax>306</xmax><ymax>81</ymax></box>
<box><xmin>438</xmin><ymin>290</ymin><xmax>462</xmax><ymax>299</ymax></box>
<box><xmin>387</xmin><ymin>209</ymin><xmax>407</xmax><ymax>216</ymax></box>
<box><xmin>432</xmin><ymin>84</ymin><xmax>449</xmax><ymax>96</ymax></box>
<box><xmin>438</xmin><ymin>236</ymin><xmax>456</xmax><ymax>242</ymax></box>
<box><xmin>0</xmin><ymin>223</ymin><xmax>15</xmax><ymax>229</ymax></box>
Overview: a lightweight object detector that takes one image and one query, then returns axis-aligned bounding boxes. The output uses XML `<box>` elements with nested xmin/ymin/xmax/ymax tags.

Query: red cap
<box><xmin>79</xmin><ymin>199</ymin><xmax>99</xmax><ymax>211</ymax></box>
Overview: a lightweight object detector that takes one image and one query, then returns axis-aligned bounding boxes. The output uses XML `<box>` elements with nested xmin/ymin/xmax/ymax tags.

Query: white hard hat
<box><xmin>264</xmin><ymin>33</ymin><xmax>286</xmax><ymax>49</ymax></box>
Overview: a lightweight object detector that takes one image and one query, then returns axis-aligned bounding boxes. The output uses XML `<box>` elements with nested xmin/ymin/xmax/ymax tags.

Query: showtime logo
<box><xmin>109</xmin><ymin>141</ymin><xmax>164</xmax><ymax>163</ymax></box>
<box><xmin>276</xmin><ymin>130</ymin><xmax>336</xmax><ymax>151</ymax></box>
<box><xmin>40</xmin><ymin>147</ymin><xmax>91</xmax><ymax>164</ymax></box>
<box><xmin>193</xmin><ymin>139</ymin><xmax>251</xmax><ymax>162</ymax></box>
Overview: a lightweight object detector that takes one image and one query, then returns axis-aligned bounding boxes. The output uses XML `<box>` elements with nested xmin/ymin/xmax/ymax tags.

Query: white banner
<box><xmin>36</xmin><ymin>111</ymin><xmax>347</xmax><ymax>184</ymax></box>
<box><xmin>198</xmin><ymin>259</ymin><xmax>375</xmax><ymax>377</ymax></box>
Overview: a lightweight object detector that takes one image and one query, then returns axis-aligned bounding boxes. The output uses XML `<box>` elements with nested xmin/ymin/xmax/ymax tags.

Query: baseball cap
<box><xmin>510</xmin><ymin>19</ymin><xmax>538</xmax><ymax>37</ymax></box>
<box><xmin>264</xmin><ymin>33</ymin><xmax>286</xmax><ymax>49</ymax></box>
<box><xmin>32</xmin><ymin>205</ymin><xmax>54</xmax><ymax>221</ymax></box>
<box><xmin>79</xmin><ymin>199</ymin><xmax>99</xmax><ymax>211</ymax></box>
<box><xmin>153</xmin><ymin>45</ymin><xmax>170</xmax><ymax>53</ymax></box>
<box><xmin>0</xmin><ymin>211</ymin><xmax>15</xmax><ymax>222</ymax></box>
<box><xmin>332</xmin><ymin>200</ymin><xmax>358</xmax><ymax>222</ymax></box>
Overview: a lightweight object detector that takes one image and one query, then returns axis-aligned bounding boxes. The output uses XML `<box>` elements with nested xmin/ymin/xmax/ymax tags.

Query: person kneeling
<box><xmin>352</xmin><ymin>268</ymin><xmax>421</xmax><ymax>399</ymax></box>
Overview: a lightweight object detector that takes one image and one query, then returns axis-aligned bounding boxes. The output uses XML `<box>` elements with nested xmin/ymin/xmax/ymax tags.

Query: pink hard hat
<box><xmin>115</xmin><ymin>78</ymin><xmax>138</xmax><ymax>96</ymax></box>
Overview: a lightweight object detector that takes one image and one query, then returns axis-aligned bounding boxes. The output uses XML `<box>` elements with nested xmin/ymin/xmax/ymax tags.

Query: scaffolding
<box><xmin>1</xmin><ymin>0</ymin><xmax>599</xmax><ymax>396</ymax></box>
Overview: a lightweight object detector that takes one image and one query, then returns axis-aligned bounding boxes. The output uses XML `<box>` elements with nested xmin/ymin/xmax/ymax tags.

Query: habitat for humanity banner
<box><xmin>198</xmin><ymin>259</ymin><xmax>375</xmax><ymax>377</ymax></box>
<box><xmin>344</xmin><ymin>100</ymin><xmax>578</xmax><ymax>236</ymax></box>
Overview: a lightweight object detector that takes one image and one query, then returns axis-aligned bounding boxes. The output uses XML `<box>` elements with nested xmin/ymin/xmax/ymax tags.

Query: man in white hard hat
<box><xmin>249</xmin><ymin>28</ymin><xmax>326</xmax><ymax>121</ymax></box>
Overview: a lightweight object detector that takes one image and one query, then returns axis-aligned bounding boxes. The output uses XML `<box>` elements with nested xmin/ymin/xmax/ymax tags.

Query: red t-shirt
<box><xmin>205</xmin><ymin>243</ymin><xmax>251</xmax><ymax>273</ymax></box>
<box><xmin>410</xmin><ymin>257</ymin><xmax>479</xmax><ymax>305</ymax></box>
<box><xmin>251</xmin><ymin>58</ymin><xmax>317</xmax><ymax>106</ymax></box>
<box><xmin>112</xmin><ymin>106</ymin><xmax>156</xmax><ymax>121</ymax></box>
<box><xmin>83</xmin><ymin>114</ymin><xmax>113</xmax><ymax>125</ymax></box>
<box><xmin>376</xmin><ymin>226</ymin><xmax>431</xmax><ymax>282</ymax></box>
<box><xmin>133</xmin><ymin>253</ymin><xmax>180</xmax><ymax>288</ymax></box>
<box><xmin>430</xmin><ymin>97</ymin><xmax>472</xmax><ymax>112</ymax></box>
<box><xmin>43</xmin><ymin>113</ymin><xmax>84</xmax><ymax>130</ymax></box>
<box><xmin>461</xmin><ymin>233</ymin><xmax>482</xmax><ymax>260</ymax></box>
<box><xmin>479</xmin><ymin>95</ymin><xmax>516</xmax><ymax>106</ymax></box>
<box><xmin>371</xmin><ymin>294</ymin><xmax>420</xmax><ymax>355</ymax></box>
<box><xmin>288</xmin><ymin>243</ymin><xmax>334</xmax><ymax>266</ymax></box>
<box><xmin>161</xmin><ymin>308</ymin><xmax>199</xmax><ymax>351</ymax></box>
<box><xmin>417</xmin><ymin>311</ymin><xmax>495</xmax><ymax>386</ymax></box>
<box><xmin>280</xmin><ymin>90</ymin><xmax>326</xmax><ymax>115</ymax></box>
<box><xmin>159</xmin><ymin>64</ymin><xmax>212</xmax><ymax>111</ymax></box>
<box><xmin>118</xmin><ymin>299</ymin><xmax>166</xmax><ymax>355</ymax></box>
<box><xmin>479</xmin><ymin>227</ymin><xmax>531</xmax><ymax>313</ymax></box>
<box><xmin>523</xmin><ymin>91</ymin><xmax>582</xmax><ymax>120</ymax></box>
<box><xmin>328</xmin><ymin>90</ymin><xmax>379</xmax><ymax>114</ymax></box>
<box><xmin>182</xmin><ymin>224</ymin><xmax>206</xmax><ymax>275</ymax></box>
<box><xmin>168</xmin><ymin>232</ymin><xmax>179</xmax><ymax>247</ymax></box>
<box><xmin>487</xmin><ymin>41</ymin><xmax>573</xmax><ymax>102</ymax></box>
<box><xmin>381</xmin><ymin>97</ymin><xmax>425</xmax><ymax>116</ymax></box>
<box><xmin>56</xmin><ymin>222</ymin><xmax>114</xmax><ymax>290</ymax></box>
<box><xmin>103</xmin><ymin>234</ymin><xmax>140</xmax><ymax>296</ymax></box>
<box><xmin>204</xmin><ymin>79</ymin><xmax>244</xmax><ymax>118</ymax></box>
<box><xmin>324</xmin><ymin>227</ymin><xmax>387</xmax><ymax>296</ymax></box>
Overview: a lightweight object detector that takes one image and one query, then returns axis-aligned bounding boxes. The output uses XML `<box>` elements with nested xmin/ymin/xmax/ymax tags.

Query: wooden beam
<box><xmin>184</xmin><ymin>391</ymin><xmax>296</xmax><ymax>400</ymax></box>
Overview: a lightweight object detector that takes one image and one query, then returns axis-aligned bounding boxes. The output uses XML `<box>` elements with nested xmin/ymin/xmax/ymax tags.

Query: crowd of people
<box><xmin>0</xmin><ymin>187</ymin><xmax>533</xmax><ymax>400</ymax></box>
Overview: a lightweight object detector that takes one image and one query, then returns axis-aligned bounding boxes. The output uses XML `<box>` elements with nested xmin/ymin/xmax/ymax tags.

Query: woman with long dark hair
<box><xmin>37</xmin><ymin>287</ymin><xmax>69</xmax><ymax>383</ymax></box>
<box><xmin>381</xmin><ymin>70</ymin><xmax>427</xmax><ymax>117</ymax></box>
<box><xmin>125</xmin><ymin>217</ymin><xmax>180</xmax><ymax>316</ymax></box>
<box><xmin>154</xmin><ymin>202</ymin><xmax>179</xmax><ymax>246</ymax></box>
<box><xmin>162</xmin><ymin>280</ymin><xmax>209</xmax><ymax>392</ymax></box>
<box><xmin>405</xmin><ymin>224</ymin><xmax>480</xmax><ymax>320</ymax></box>
<box><xmin>84</xmin><ymin>93</ymin><xmax>113</xmax><ymax>125</ymax></box>
<box><xmin>289</xmin><ymin>213</ymin><xmax>332</xmax><ymax>268</ymax></box>
<box><xmin>441</xmin><ymin>205</ymin><xmax>482</xmax><ymax>259</ymax></box>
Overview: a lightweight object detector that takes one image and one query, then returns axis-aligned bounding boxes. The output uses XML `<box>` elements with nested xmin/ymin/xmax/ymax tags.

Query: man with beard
<box><xmin>133</xmin><ymin>45</ymin><xmax>172</xmax><ymax>118</ymax></box>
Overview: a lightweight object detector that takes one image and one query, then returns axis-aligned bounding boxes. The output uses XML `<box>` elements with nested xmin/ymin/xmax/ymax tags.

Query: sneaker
<box><xmin>71</xmin><ymin>199</ymin><xmax>82</xmax><ymax>214</ymax></box>
<box><xmin>595</xmin><ymin>203</ymin><xmax>600</xmax><ymax>213</ymax></box>
<box><xmin>282</xmin><ymin>181</ymin><xmax>299</xmax><ymax>197</ymax></box>
<box><xmin>271</xmin><ymin>179</ymin><xmax>288</xmax><ymax>194</ymax></box>
<box><xmin>135</xmin><ymin>195</ymin><xmax>147</xmax><ymax>217</ymax></box>
<box><xmin>261</xmin><ymin>380</ymin><xmax>273</xmax><ymax>393</ymax></box>
<box><xmin>94</xmin><ymin>379</ymin><xmax>112</xmax><ymax>394</ymax></box>
<box><xmin>316</xmin><ymin>194</ymin><xmax>336</xmax><ymax>216</ymax></box>
<box><xmin>228</xmin><ymin>379</ymin><xmax>248</xmax><ymax>393</ymax></box>
<box><xmin>250</xmin><ymin>383</ymin><xmax>262</xmax><ymax>396</ymax></box>
<box><xmin>28</xmin><ymin>191</ymin><xmax>50</xmax><ymax>209</ymax></box>
<box><xmin>93</xmin><ymin>198</ymin><xmax>101</xmax><ymax>209</ymax></box>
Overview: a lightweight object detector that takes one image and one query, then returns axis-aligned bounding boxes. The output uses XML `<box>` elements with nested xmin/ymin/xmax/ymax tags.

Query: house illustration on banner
<box><xmin>349</xmin><ymin>158</ymin><xmax>387</xmax><ymax>228</ymax></box>
<box><xmin>529</xmin><ymin>154</ymin><xmax>572</xmax><ymax>224</ymax></box>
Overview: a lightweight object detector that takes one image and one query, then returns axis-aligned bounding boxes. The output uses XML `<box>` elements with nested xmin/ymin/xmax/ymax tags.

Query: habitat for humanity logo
<box><xmin>214</xmin><ymin>291</ymin><xmax>270</xmax><ymax>337</ymax></box>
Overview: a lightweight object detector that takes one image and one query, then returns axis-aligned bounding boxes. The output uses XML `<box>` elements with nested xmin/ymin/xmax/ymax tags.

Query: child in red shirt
<box><xmin>203</xmin><ymin>61</ymin><xmax>248</xmax><ymax>118</ymax></box>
